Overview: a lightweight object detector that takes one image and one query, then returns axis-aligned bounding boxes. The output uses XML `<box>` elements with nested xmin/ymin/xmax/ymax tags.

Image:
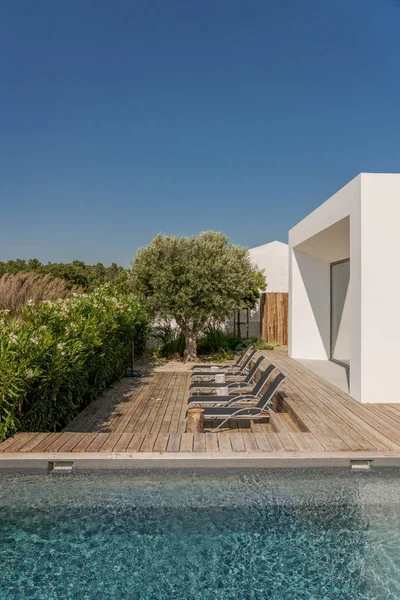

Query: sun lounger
<box><xmin>187</xmin><ymin>364</ymin><xmax>276</xmax><ymax>408</ymax></box>
<box><xmin>191</xmin><ymin>344</ymin><xmax>254</xmax><ymax>371</ymax></box>
<box><xmin>191</xmin><ymin>349</ymin><xmax>257</xmax><ymax>381</ymax></box>
<box><xmin>189</xmin><ymin>356</ymin><xmax>266</xmax><ymax>393</ymax></box>
<box><xmin>193</xmin><ymin>372</ymin><xmax>286</xmax><ymax>432</ymax></box>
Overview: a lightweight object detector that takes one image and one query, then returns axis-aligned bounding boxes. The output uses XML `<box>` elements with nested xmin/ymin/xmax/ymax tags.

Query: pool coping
<box><xmin>2</xmin><ymin>450</ymin><xmax>400</xmax><ymax>470</ymax></box>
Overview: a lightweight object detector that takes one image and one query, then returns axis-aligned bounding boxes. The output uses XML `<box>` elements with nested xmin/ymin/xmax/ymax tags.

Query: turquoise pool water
<box><xmin>1</xmin><ymin>468</ymin><xmax>400</xmax><ymax>599</ymax></box>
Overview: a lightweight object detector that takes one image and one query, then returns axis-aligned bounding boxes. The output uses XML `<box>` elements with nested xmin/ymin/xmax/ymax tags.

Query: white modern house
<box><xmin>227</xmin><ymin>240</ymin><xmax>288</xmax><ymax>337</ymax></box>
<box><xmin>289</xmin><ymin>173</ymin><xmax>400</xmax><ymax>404</ymax></box>
<box><xmin>249</xmin><ymin>241</ymin><xmax>289</xmax><ymax>293</ymax></box>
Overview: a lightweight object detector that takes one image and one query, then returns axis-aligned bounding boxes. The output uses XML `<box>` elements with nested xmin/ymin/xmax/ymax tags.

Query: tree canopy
<box><xmin>130</xmin><ymin>231</ymin><xmax>266</xmax><ymax>360</ymax></box>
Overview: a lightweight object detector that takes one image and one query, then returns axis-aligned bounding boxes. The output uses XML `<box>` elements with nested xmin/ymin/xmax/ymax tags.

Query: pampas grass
<box><xmin>0</xmin><ymin>273</ymin><xmax>83</xmax><ymax>316</ymax></box>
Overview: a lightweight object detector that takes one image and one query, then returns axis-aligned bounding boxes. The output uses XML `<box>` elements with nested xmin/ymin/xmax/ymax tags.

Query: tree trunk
<box><xmin>183</xmin><ymin>329</ymin><xmax>197</xmax><ymax>361</ymax></box>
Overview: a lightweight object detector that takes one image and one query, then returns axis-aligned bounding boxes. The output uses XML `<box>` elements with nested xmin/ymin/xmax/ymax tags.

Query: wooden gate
<box><xmin>260</xmin><ymin>292</ymin><xmax>288</xmax><ymax>346</ymax></box>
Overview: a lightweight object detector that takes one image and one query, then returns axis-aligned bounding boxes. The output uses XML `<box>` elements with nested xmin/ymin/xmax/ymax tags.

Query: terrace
<box><xmin>2</xmin><ymin>347</ymin><xmax>400</xmax><ymax>465</ymax></box>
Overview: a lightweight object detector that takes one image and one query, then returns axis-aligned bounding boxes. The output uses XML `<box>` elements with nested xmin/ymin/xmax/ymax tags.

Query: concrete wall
<box><xmin>289</xmin><ymin>173</ymin><xmax>400</xmax><ymax>403</ymax></box>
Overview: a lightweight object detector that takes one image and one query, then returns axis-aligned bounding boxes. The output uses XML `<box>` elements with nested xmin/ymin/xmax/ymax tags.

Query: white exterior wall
<box><xmin>359</xmin><ymin>174</ymin><xmax>400</xmax><ymax>403</ymax></box>
<box><xmin>289</xmin><ymin>173</ymin><xmax>400</xmax><ymax>404</ymax></box>
<box><xmin>249</xmin><ymin>241</ymin><xmax>289</xmax><ymax>293</ymax></box>
<box><xmin>226</xmin><ymin>240</ymin><xmax>288</xmax><ymax>337</ymax></box>
<box><xmin>289</xmin><ymin>251</ymin><xmax>331</xmax><ymax>360</ymax></box>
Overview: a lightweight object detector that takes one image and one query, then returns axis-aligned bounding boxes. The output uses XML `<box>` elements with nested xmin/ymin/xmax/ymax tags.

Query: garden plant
<box><xmin>0</xmin><ymin>288</ymin><xmax>148</xmax><ymax>441</ymax></box>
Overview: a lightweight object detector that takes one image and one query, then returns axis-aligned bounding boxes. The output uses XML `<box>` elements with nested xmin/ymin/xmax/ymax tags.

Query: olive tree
<box><xmin>130</xmin><ymin>231</ymin><xmax>266</xmax><ymax>361</ymax></box>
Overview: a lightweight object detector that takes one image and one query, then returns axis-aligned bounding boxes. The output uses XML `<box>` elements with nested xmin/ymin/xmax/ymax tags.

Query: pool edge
<box><xmin>2</xmin><ymin>451</ymin><xmax>400</xmax><ymax>470</ymax></box>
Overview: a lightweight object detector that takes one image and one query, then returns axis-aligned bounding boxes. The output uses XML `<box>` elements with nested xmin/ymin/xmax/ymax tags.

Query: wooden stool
<box><xmin>187</xmin><ymin>408</ymin><xmax>204</xmax><ymax>433</ymax></box>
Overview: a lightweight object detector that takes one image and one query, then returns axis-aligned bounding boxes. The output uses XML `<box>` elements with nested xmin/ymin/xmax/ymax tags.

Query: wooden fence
<box><xmin>260</xmin><ymin>292</ymin><xmax>288</xmax><ymax>346</ymax></box>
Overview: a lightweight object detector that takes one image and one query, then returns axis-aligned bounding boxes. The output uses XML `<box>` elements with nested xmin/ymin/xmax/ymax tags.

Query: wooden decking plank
<box><xmin>26</xmin><ymin>433</ymin><xmax>63</xmax><ymax>452</ymax></box>
<box><xmin>281</xmin><ymin>371</ymin><xmax>362</xmax><ymax>450</ymax></box>
<box><xmin>121</xmin><ymin>377</ymin><xmax>160</xmax><ymax>434</ymax></box>
<box><xmin>288</xmin><ymin>387</ymin><xmax>393</xmax><ymax>452</ymax></box>
<box><xmin>281</xmin><ymin>398</ymin><xmax>330</xmax><ymax>451</ymax></box>
<box><xmin>286</xmin><ymin>372</ymin><xmax>388</xmax><ymax>451</ymax></box>
<box><xmin>0</xmin><ymin>434</ymin><xmax>26</xmax><ymax>451</ymax></box>
<box><xmin>160</xmin><ymin>372</ymin><xmax>185</xmax><ymax>434</ymax></box>
<box><xmin>193</xmin><ymin>434</ymin><xmax>206</xmax><ymax>452</ymax></box>
<box><xmin>126</xmin><ymin>433</ymin><xmax>146</xmax><ymax>452</ymax></box>
<box><xmin>106</xmin><ymin>387</ymin><xmax>145</xmax><ymax>434</ymax></box>
<box><xmin>363</xmin><ymin>404</ymin><xmax>400</xmax><ymax>429</ymax></box>
<box><xmin>113</xmin><ymin>432</ymin><xmax>135</xmax><ymax>452</ymax></box>
<box><xmin>205</xmin><ymin>432</ymin><xmax>219</xmax><ymax>452</ymax></box>
<box><xmin>269</xmin><ymin>413</ymin><xmax>292</xmax><ymax>433</ymax></box>
<box><xmin>169</xmin><ymin>373</ymin><xmax>187</xmax><ymax>434</ymax></box>
<box><xmin>167</xmin><ymin>433</ymin><xmax>182</xmax><ymax>452</ymax></box>
<box><xmin>8</xmin><ymin>352</ymin><xmax>400</xmax><ymax>458</ymax></box>
<box><xmin>18</xmin><ymin>433</ymin><xmax>53</xmax><ymax>452</ymax></box>
<box><xmin>85</xmin><ymin>433</ymin><xmax>109</xmax><ymax>452</ymax></box>
<box><xmin>153</xmin><ymin>433</ymin><xmax>170</xmax><ymax>453</ymax></box>
<box><xmin>151</xmin><ymin>373</ymin><xmax>179</xmax><ymax>436</ymax></box>
<box><xmin>72</xmin><ymin>433</ymin><xmax>100</xmax><ymax>452</ymax></box>
<box><xmin>273</xmin><ymin>352</ymin><xmax>398</xmax><ymax>450</ymax></box>
<box><xmin>285</xmin><ymin>393</ymin><xmax>348</xmax><ymax>451</ymax></box>
<box><xmin>129</xmin><ymin>373</ymin><xmax>169</xmax><ymax>434</ymax></box>
<box><xmin>217</xmin><ymin>432</ymin><xmax>232</xmax><ymax>452</ymax></box>
<box><xmin>143</xmin><ymin>372</ymin><xmax>175</xmax><ymax>434</ymax></box>
<box><xmin>281</xmin><ymin>412</ymin><xmax>301</xmax><ymax>432</ymax></box>
<box><xmin>58</xmin><ymin>432</ymin><xmax>85</xmax><ymax>452</ymax></box>
<box><xmin>177</xmin><ymin>375</ymin><xmax>192</xmax><ymax>433</ymax></box>
<box><xmin>276</xmin><ymin>431</ymin><xmax>298</xmax><ymax>452</ymax></box>
<box><xmin>230</xmin><ymin>432</ymin><xmax>246</xmax><ymax>452</ymax></box>
<box><xmin>303</xmin><ymin>432</ymin><xmax>325</xmax><ymax>451</ymax></box>
<box><xmin>265</xmin><ymin>432</ymin><xmax>285</xmax><ymax>452</ymax></box>
<box><xmin>102</xmin><ymin>380</ymin><xmax>146</xmax><ymax>432</ymax></box>
<box><xmin>254</xmin><ymin>432</ymin><xmax>273</xmax><ymax>452</ymax></box>
<box><xmin>145</xmin><ymin>372</ymin><xmax>173</xmax><ymax>434</ymax></box>
<box><xmin>241</xmin><ymin>432</ymin><xmax>259</xmax><ymax>453</ymax></box>
<box><xmin>45</xmin><ymin>432</ymin><xmax>77</xmax><ymax>452</ymax></box>
<box><xmin>139</xmin><ymin>432</ymin><xmax>159</xmax><ymax>452</ymax></box>
<box><xmin>180</xmin><ymin>432</ymin><xmax>193</xmax><ymax>452</ymax></box>
<box><xmin>159</xmin><ymin>373</ymin><xmax>180</xmax><ymax>434</ymax></box>
<box><xmin>3</xmin><ymin>432</ymin><xmax>42</xmax><ymax>452</ymax></box>
<box><xmin>97</xmin><ymin>433</ymin><xmax>122</xmax><ymax>452</ymax></box>
<box><xmin>116</xmin><ymin>375</ymin><xmax>162</xmax><ymax>434</ymax></box>
<box><xmin>289</xmin><ymin>432</ymin><xmax>311</xmax><ymax>451</ymax></box>
<box><xmin>379</xmin><ymin>405</ymin><xmax>400</xmax><ymax>423</ymax></box>
<box><xmin>111</xmin><ymin>379</ymin><xmax>150</xmax><ymax>433</ymax></box>
<box><xmin>67</xmin><ymin>378</ymin><xmax>142</xmax><ymax>433</ymax></box>
<box><xmin>283</xmin><ymin>375</ymin><xmax>365</xmax><ymax>451</ymax></box>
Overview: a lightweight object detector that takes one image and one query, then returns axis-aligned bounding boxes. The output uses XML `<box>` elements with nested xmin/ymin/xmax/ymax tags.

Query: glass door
<box><xmin>331</xmin><ymin>259</ymin><xmax>350</xmax><ymax>367</ymax></box>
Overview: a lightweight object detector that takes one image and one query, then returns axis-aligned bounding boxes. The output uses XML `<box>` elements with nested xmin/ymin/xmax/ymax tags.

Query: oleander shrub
<box><xmin>0</xmin><ymin>289</ymin><xmax>148</xmax><ymax>440</ymax></box>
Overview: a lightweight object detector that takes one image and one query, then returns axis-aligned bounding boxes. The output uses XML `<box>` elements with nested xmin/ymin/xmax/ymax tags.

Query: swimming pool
<box><xmin>1</xmin><ymin>468</ymin><xmax>400</xmax><ymax>599</ymax></box>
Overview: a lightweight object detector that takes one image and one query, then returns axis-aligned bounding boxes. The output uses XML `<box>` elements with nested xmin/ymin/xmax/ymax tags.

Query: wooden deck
<box><xmin>2</xmin><ymin>348</ymin><xmax>400</xmax><ymax>459</ymax></box>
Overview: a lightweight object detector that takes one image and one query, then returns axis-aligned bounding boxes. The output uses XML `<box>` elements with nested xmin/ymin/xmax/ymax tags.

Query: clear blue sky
<box><xmin>1</xmin><ymin>0</ymin><xmax>399</xmax><ymax>267</ymax></box>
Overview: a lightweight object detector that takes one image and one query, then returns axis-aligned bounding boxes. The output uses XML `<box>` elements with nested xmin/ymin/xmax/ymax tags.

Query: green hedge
<box><xmin>0</xmin><ymin>289</ymin><xmax>148</xmax><ymax>440</ymax></box>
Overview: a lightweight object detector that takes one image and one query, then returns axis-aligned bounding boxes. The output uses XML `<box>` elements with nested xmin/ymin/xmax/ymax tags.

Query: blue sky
<box><xmin>1</xmin><ymin>0</ymin><xmax>399</xmax><ymax>266</ymax></box>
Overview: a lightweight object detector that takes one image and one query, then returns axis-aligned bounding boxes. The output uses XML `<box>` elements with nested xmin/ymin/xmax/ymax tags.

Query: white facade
<box><xmin>249</xmin><ymin>241</ymin><xmax>289</xmax><ymax>293</ymax></box>
<box><xmin>227</xmin><ymin>240</ymin><xmax>289</xmax><ymax>337</ymax></box>
<box><xmin>289</xmin><ymin>173</ymin><xmax>400</xmax><ymax>404</ymax></box>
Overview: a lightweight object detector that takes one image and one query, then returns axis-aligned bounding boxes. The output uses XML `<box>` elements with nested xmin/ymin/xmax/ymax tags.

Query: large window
<box><xmin>331</xmin><ymin>259</ymin><xmax>350</xmax><ymax>367</ymax></box>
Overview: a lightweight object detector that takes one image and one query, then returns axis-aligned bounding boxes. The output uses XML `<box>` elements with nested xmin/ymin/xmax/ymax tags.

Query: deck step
<box><xmin>270</xmin><ymin>412</ymin><xmax>301</xmax><ymax>433</ymax></box>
